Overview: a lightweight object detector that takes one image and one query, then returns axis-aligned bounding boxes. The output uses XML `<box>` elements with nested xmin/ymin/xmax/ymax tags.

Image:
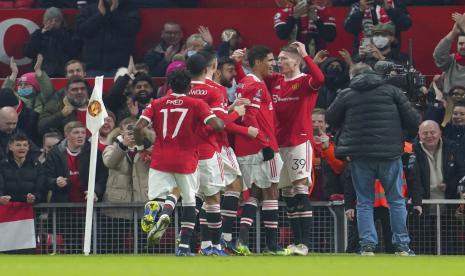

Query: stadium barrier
<box><xmin>31</xmin><ymin>200</ymin><xmax>465</xmax><ymax>255</ymax></box>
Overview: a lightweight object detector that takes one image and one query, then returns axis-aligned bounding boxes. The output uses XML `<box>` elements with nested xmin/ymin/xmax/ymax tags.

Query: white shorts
<box><xmin>198</xmin><ymin>152</ymin><xmax>225</xmax><ymax>197</ymax></box>
<box><xmin>221</xmin><ymin>146</ymin><xmax>242</xmax><ymax>186</ymax></box>
<box><xmin>237</xmin><ymin>151</ymin><xmax>283</xmax><ymax>189</ymax></box>
<box><xmin>278</xmin><ymin>140</ymin><xmax>313</xmax><ymax>189</ymax></box>
<box><xmin>148</xmin><ymin>168</ymin><xmax>199</xmax><ymax>206</ymax></box>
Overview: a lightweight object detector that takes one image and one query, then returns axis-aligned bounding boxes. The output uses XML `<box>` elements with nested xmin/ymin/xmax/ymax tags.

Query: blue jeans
<box><xmin>350</xmin><ymin>158</ymin><xmax>410</xmax><ymax>248</ymax></box>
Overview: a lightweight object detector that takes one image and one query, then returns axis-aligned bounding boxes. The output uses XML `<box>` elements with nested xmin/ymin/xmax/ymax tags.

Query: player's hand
<box><xmin>0</xmin><ymin>195</ymin><xmax>11</xmax><ymax>205</ymax></box>
<box><xmin>413</xmin><ymin>205</ymin><xmax>423</xmax><ymax>216</ymax></box>
<box><xmin>235</xmin><ymin>97</ymin><xmax>251</xmax><ymax>106</ymax></box>
<box><xmin>230</xmin><ymin>48</ymin><xmax>246</xmax><ymax>63</ymax></box>
<box><xmin>345</xmin><ymin>209</ymin><xmax>355</xmax><ymax>221</ymax></box>
<box><xmin>62</xmin><ymin>105</ymin><xmax>75</xmax><ymax>117</ymax></box>
<box><xmin>26</xmin><ymin>193</ymin><xmax>36</xmax><ymax>204</ymax></box>
<box><xmin>313</xmin><ymin>50</ymin><xmax>329</xmax><ymax>65</ymax></box>
<box><xmin>56</xmin><ymin>176</ymin><xmax>68</xmax><ymax>188</ymax></box>
<box><xmin>292</xmin><ymin>41</ymin><xmax>308</xmax><ymax>58</ymax></box>
<box><xmin>98</xmin><ymin>0</ymin><xmax>106</xmax><ymax>15</ymax></box>
<box><xmin>262</xmin><ymin>147</ymin><xmax>275</xmax><ymax>161</ymax></box>
<box><xmin>247</xmin><ymin>126</ymin><xmax>259</xmax><ymax>138</ymax></box>
<box><xmin>338</xmin><ymin>48</ymin><xmax>353</xmax><ymax>66</ymax></box>
<box><xmin>292</xmin><ymin>0</ymin><xmax>308</xmax><ymax>19</ymax></box>
<box><xmin>233</xmin><ymin>105</ymin><xmax>246</xmax><ymax>117</ymax></box>
<box><xmin>34</xmin><ymin>54</ymin><xmax>44</xmax><ymax>77</ymax></box>
<box><xmin>198</xmin><ymin>25</ymin><xmax>213</xmax><ymax>45</ymax></box>
<box><xmin>84</xmin><ymin>191</ymin><xmax>98</xmax><ymax>202</ymax></box>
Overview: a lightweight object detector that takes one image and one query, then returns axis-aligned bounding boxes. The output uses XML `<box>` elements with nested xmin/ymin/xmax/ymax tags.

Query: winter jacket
<box><xmin>75</xmin><ymin>0</ymin><xmax>140</xmax><ymax>72</ymax></box>
<box><xmin>344</xmin><ymin>0</ymin><xmax>411</xmax><ymax>54</ymax></box>
<box><xmin>410</xmin><ymin>139</ymin><xmax>465</xmax><ymax>205</ymax></box>
<box><xmin>102</xmin><ymin>132</ymin><xmax>150</xmax><ymax>219</ymax></box>
<box><xmin>23</xmin><ymin>27</ymin><xmax>82</xmax><ymax>77</ymax></box>
<box><xmin>0</xmin><ymin>129</ymin><xmax>41</xmax><ymax>162</ymax></box>
<box><xmin>44</xmin><ymin>140</ymin><xmax>107</xmax><ymax>203</ymax></box>
<box><xmin>326</xmin><ymin>72</ymin><xmax>420</xmax><ymax>160</ymax></box>
<box><xmin>0</xmin><ymin>155</ymin><xmax>45</xmax><ymax>203</ymax></box>
<box><xmin>433</xmin><ymin>36</ymin><xmax>465</xmax><ymax>95</ymax></box>
<box><xmin>38</xmin><ymin>94</ymin><xmax>84</xmax><ymax>136</ymax></box>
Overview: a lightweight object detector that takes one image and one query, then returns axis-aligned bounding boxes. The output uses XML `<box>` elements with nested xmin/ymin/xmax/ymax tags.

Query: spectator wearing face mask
<box><xmin>315</xmin><ymin>54</ymin><xmax>350</xmax><ymax>109</ymax></box>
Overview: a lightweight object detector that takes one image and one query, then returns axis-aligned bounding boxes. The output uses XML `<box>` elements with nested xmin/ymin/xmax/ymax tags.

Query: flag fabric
<box><xmin>86</xmin><ymin>76</ymin><xmax>108</xmax><ymax>135</ymax></box>
<box><xmin>0</xmin><ymin>202</ymin><xmax>36</xmax><ymax>252</ymax></box>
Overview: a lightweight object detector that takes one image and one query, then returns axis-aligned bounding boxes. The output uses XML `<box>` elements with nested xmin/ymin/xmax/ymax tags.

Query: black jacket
<box><xmin>0</xmin><ymin>155</ymin><xmax>45</xmax><ymax>203</ymax></box>
<box><xmin>23</xmin><ymin>27</ymin><xmax>82</xmax><ymax>77</ymax></box>
<box><xmin>75</xmin><ymin>0</ymin><xmax>140</xmax><ymax>72</ymax></box>
<box><xmin>410</xmin><ymin>139</ymin><xmax>465</xmax><ymax>205</ymax></box>
<box><xmin>344</xmin><ymin>0</ymin><xmax>411</xmax><ymax>54</ymax></box>
<box><xmin>326</xmin><ymin>73</ymin><xmax>420</xmax><ymax>160</ymax></box>
<box><xmin>44</xmin><ymin>140</ymin><xmax>107</xmax><ymax>202</ymax></box>
<box><xmin>17</xmin><ymin>103</ymin><xmax>40</xmax><ymax>146</ymax></box>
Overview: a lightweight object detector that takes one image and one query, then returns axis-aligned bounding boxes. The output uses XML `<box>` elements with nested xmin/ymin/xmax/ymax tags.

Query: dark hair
<box><xmin>198</xmin><ymin>47</ymin><xmax>217</xmax><ymax>66</ymax></box>
<box><xmin>132</xmin><ymin>72</ymin><xmax>154</xmax><ymax>88</ymax></box>
<box><xmin>217</xmin><ymin>57</ymin><xmax>235</xmax><ymax>70</ymax></box>
<box><xmin>43</xmin><ymin>132</ymin><xmax>62</xmax><ymax>142</ymax></box>
<box><xmin>8</xmin><ymin>133</ymin><xmax>29</xmax><ymax>144</ymax></box>
<box><xmin>64</xmin><ymin>59</ymin><xmax>86</xmax><ymax>74</ymax></box>
<box><xmin>312</xmin><ymin>108</ymin><xmax>326</xmax><ymax>116</ymax></box>
<box><xmin>135</xmin><ymin>63</ymin><xmax>150</xmax><ymax>73</ymax></box>
<box><xmin>247</xmin><ymin>45</ymin><xmax>272</xmax><ymax>68</ymax></box>
<box><xmin>167</xmin><ymin>69</ymin><xmax>191</xmax><ymax>94</ymax></box>
<box><xmin>454</xmin><ymin>102</ymin><xmax>465</xmax><ymax>108</ymax></box>
<box><xmin>65</xmin><ymin>76</ymin><xmax>89</xmax><ymax>92</ymax></box>
<box><xmin>187</xmin><ymin>53</ymin><xmax>208</xmax><ymax>77</ymax></box>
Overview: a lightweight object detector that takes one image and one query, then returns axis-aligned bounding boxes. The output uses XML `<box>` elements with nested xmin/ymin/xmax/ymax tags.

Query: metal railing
<box><xmin>31</xmin><ymin>200</ymin><xmax>465</xmax><ymax>255</ymax></box>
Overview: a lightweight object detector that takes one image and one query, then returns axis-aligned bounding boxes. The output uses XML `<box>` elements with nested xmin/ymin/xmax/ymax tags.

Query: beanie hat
<box><xmin>165</xmin><ymin>61</ymin><xmax>186</xmax><ymax>77</ymax></box>
<box><xmin>0</xmin><ymin>88</ymin><xmax>19</xmax><ymax>107</ymax></box>
<box><xmin>18</xmin><ymin>72</ymin><xmax>40</xmax><ymax>92</ymax></box>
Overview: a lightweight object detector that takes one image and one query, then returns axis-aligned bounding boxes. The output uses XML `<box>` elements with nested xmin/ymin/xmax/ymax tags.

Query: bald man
<box><xmin>0</xmin><ymin>106</ymin><xmax>40</xmax><ymax>161</ymax></box>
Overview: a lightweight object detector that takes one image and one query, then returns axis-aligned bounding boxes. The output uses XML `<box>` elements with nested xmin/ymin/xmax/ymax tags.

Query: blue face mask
<box><xmin>18</xmin><ymin>87</ymin><xmax>34</xmax><ymax>97</ymax></box>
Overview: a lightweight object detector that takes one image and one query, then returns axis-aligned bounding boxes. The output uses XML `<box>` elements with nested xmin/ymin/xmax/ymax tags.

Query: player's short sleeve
<box><xmin>273</xmin><ymin>8</ymin><xmax>289</xmax><ymax>28</ymax></box>
<box><xmin>140</xmin><ymin>100</ymin><xmax>155</xmax><ymax>123</ymax></box>
<box><xmin>209</xmin><ymin>88</ymin><xmax>227</xmax><ymax>114</ymax></box>
<box><xmin>195</xmin><ymin>100</ymin><xmax>216</xmax><ymax>125</ymax></box>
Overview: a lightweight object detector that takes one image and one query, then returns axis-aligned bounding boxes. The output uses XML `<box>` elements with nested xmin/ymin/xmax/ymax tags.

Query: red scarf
<box><xmin>361</xmin><ymin>0</ymin><xmax>394</xmax><ymax>40</ymax></box>
<box><xmin>454</xmin><ymin>53</ymin><xmax>465</xmax><ymax>66</ymax></box>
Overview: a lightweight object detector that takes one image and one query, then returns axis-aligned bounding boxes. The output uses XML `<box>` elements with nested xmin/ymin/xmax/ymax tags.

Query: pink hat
<box><xmin>18</xmin><ymin>72</ymin><xmax>40</xmax><ymax>92</ymax></box>
<box><xmin>165</xmin><ymin>61</ymin><xmax>186</xmax><ymax>77</ymax></box>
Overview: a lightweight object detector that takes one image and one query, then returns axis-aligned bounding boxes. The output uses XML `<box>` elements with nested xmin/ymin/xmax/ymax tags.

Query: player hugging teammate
<box><xmin>137</xmin><ymin>41</ymin><xmax>324</xmax><ymax>257</ymax></box>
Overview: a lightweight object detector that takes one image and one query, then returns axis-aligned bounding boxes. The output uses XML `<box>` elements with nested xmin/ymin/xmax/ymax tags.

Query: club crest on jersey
<box><xmin>291</xmin><ymin>83</ymin><xmax>300</xmax><ymax>91</ymax></box>
<box><xmin>189</xmin><ymin>89</ymin><xmax>208</xmax><ymax>96</ymax></box>
<box><xmin>166</xmin><ymin>99</ymin><xmax>183</xmax><ymax>105</ymax></box>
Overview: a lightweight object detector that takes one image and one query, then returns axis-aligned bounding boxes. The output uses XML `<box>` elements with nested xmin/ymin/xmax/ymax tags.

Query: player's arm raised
<box><xmin>293</xmin><ymin>41</ymin><xmax>325</xmax><ymax>90</ymax></box>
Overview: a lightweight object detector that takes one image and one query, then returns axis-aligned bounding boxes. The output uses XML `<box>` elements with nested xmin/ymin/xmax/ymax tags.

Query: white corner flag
<box><xmin>84</xmin><ymin>76</ymin><xmax>108</xmax><ymax>255</ymax></box>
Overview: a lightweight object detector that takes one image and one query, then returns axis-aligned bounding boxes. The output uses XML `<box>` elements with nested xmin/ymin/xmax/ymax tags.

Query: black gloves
<box><xmin>262</xmin><ymin>147</ymin><xmax>275</xmax><ymax>161</ymax></box>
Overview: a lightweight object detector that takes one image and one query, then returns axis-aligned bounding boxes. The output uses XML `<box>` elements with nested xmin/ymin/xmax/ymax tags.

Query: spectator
<box><xmin>75</xmin><ymin>0</ymin><xmax>140</xmax><ymax>76</ymax></box>
<box><xmin>410</xmin><ymin>120</ymin><xmax>465</xmax><ymax>254</ymax></box>
<box><xmin>433</xmin><ymin>16</ymin><xmax>465</xmax><ymax>96</ymax></box>
<box><xmin>0</xmin><ymin>88</ymin><xmax>40</xmax><ymax>146</ymax></box>
<box><xmin>0</xmin><ymin>133</ymin><xmax>45</xmax><ymax>205</ymax></box>
<box><xmin>442</xmin><ymin>103</ymin><xmax>465</xmax><ymax>149</ymax></box>
<box><xmin>37</xmin><ymin>132</ymin><xmax>62</xmax><ymax>164</ymax></box>
<box><xmin>0</xmin><ymin>107</ymin><xmax>41</xmax><ymax>161</ymax></box>
<box><xmin>100</xmin><ymin>117</ymin><xmax>152</xmax><ymax>253</ymax></box>
<box><xmin>344</xmin><ymin>0</ymin><xmax>411</xmax><ymax>55</ymax></box>
<box><xmin>326</xmin><ymin>62</ymin><xmax>420</xmax><ymax>256</ymax></box>
<box><xmin>314</xmin><ymin>51</ymin><xmax>351</xmax><ymax>109</ymax></box>
<box><xmin>37</xmin><ymin>0</ymin><xmax>97</xmax><ymax>8</ymax></box>
<box><xmin>44</xmin><ymin>121</ymin><xmax>107</xmax><ymax>253</ymax></box>
<box><xmin>23</xmin><ymin>7</ymin><xmax>82</xmax><ymax>77</ymax></box>
<box><xmin>354</xmin><ymin>23</ymin><xmax>408</xmax><ymax>68</ymax></box>
<box><xmin>156</xmin><ymin>59</ymin><xmax>186</xmax><ymax>98</ymax></box>
<box><xmin>185</xmin><ymin>33</ymin><xmax>208</xmax><ymax>57</ymax></box>
<box><xmin>274</xmin><ymin>0</ymin><xmax>336</xmax><ymax>56</ymax></box>
<box><xmin>2</xmin><ymin>55</ymin><xmax>54</xmax><ymax>114</ymax></box>
<box><xmin>217</xmin><ymin>28</ymin><xmax>242</xmax><ymax>59</ymax></box>
<box><xmin>116</xmin><ymin>72</ymin><xmax>156</xmax><ymax>121</ymax></box>
<box><xmin>0</xmin><ymin>0</ymin><xmax>36</xmax><ymax>8</ymax></box>
<box><xmin>98</xmin><ymin>111</ymin><xmax>116</xmax><ymax>152</ymax></box>
<box><xmin>39</xmin><ymin>77</ymin><xmax>89</xmax><ymax>136</ymax></box>
<box><xmin>144</xmin><ymin>22</ymin><xmax>185</xmax><ymax>77</ymax></box>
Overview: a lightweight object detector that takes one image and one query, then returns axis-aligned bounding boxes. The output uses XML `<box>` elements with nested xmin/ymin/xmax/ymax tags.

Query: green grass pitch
<box><xmin>0</xmin><ymin>255</ymin><xmax>464</xmax><ymax>276</ymax></box>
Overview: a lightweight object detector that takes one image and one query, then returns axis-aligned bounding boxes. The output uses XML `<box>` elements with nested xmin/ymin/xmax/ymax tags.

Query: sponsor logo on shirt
<box><xmin>189</xmin><ymin>89</ymin><xmax>208</xmax><ymax>96</ymax></box>
<box><xmin>272</xmin><ymin>95</ymin><xmax>300</xmax><ymax>103</ymax></box>
<box><xmin>166</xmin><ymin>99</ymin><xmax>184</xmax><ymax>105</ymax></box>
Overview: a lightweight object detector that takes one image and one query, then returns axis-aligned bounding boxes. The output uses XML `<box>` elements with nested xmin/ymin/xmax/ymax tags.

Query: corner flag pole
<box><xmin>83</xmin><ymin>76</ymin><xmax>107</xmax><ymax>255</ymax></box>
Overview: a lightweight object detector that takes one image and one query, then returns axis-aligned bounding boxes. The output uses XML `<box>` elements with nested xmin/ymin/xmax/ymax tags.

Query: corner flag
<box><xmin>83</xmin><ymin>76</ymin><xmax>107</xmax><ymax>255</ymax></box>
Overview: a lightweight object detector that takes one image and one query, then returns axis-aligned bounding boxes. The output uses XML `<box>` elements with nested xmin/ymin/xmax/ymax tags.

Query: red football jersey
<box><xmin>235</xmin><ymin>74</ymin><xmax>278</xmax><ymax>157</ymax></box>
<box><xmin>140</xmin><ymin>93</ymin><xmax>215</xmax><ymax>174</ymax></box>
<box><xmin>270</xmin><ymin>73</ymin><xmax>319</xmax><ymax>147</ymax></box>
<box><xmin>188</xmin><ymin>81</ymin><xmax>224</xmax><ymax>159</ymax></box>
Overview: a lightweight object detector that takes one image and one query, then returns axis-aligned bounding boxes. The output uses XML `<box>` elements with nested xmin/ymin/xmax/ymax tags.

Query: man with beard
<box><xmin>214</xmin><ymin>57</ymin><xmax>238</xmax><ymax>104</ymax></box>
<box><xmin>38</xmin><ymin>77</ymin><xmax>90</xmax><ymax>136</ymax></box>
<box><xmin>118</xmin><ymin>72</ymin><xmax>155</xmax><ymax>121</ymax></box>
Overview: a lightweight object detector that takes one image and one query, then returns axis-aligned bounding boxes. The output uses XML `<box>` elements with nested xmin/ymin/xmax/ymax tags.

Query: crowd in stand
<box><xmin>1</xmin><ymin>0</ymin><xmax>465</xmax><ymax>255</ymax></box>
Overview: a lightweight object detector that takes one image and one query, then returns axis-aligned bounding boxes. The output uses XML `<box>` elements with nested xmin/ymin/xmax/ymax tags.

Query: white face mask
<box><xmin>372</xmin><ymin>36</ymin><xmax>390</xmax><ymax>49</ymax></box>
<box><xmin>187</xmin><ymin>50</ymin><xmax>197</xmax><ymax>57</ymax></box>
